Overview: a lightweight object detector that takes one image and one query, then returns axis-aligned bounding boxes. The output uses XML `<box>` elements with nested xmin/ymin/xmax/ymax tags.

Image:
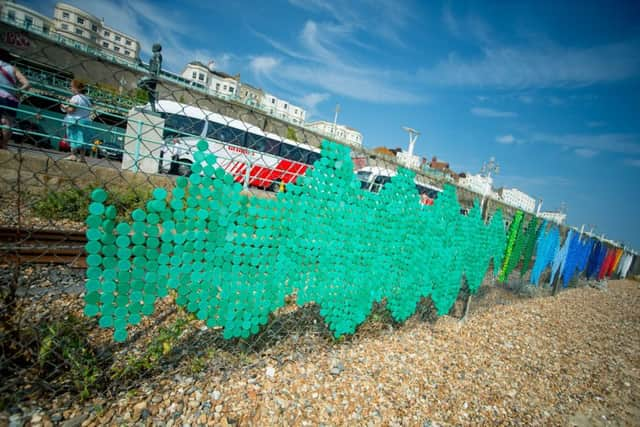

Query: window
<box><xmin>280</xmin><ymin>143</ymin><xmax>311</xmax><ymax>163</ymax></box>
<box><xmin>245</xmin><ymin>133</ymin><xmax>281</xmax><ymax>155</ymax></box>
<box><xmin>92</xmin><ymin>24</ymin><xmax>98</xmax><ymax>32</ymax></box>
<box><xmin>206</xmin><ymin>121</ymin><xmax>246</xmax><ymax>146</ymax></box>
<box><xmin>284</xmin><ymin>104</ymin><xmax>288</xmax><ymax>109</ymax></box>
<box><xmin>77</xmin><ymin>17</ymin><xmax>84</xmax><ymax>25</ymax></box>
<box><xmin>62</xmin><ymin>11</ymin><xmax>69</xmax><ymax>19</ymax></box>
<box><xmin>125</xmin><ymin>40</ymin><xmax>131</xmax><ymax>46</ymax></box>
<box><xmin>271</xmin><ymin>98</ymin><xmax>275</xmax><ymax>104</ymax></box>
<box><xmin>215</xmin><ymin>83</ymin><xmax>220</xmax><ymax>91</ymax></box>
<box><xmin>25</xmin><ymin>16</ymin><xmax>33</xmax><ymax>27</ymax></box>
<box><xmin>113</xmin><ymin>46</ymin><xmax>120</xmax><ymax>52</ymax></box>
<box><xmin>114</xmin><ymin>35</ymin><xmax>121</xmax><ymax>41</ymax></box>
<box><xmin>102</xmin><ymin>41</ymin><xmax>109</xmax><ymax>48</ymax></box>
<box><xmin>229</xmin><ymin>87</ymin><xmax>234</xmax><ymax>94</ymax></box>
<box><xmin>104</xmin><ymin>30</ymin><xmax>110</xmax><ymax>37</ymax></box>
<box><xmin>61</xmin><ymin>23</ymin><xmax>68</xmax><ymax>30</ymax></box>
<box><xmin>75</xmin><ymin>28</ymin><xmax>83</xmax><ymax>35</ymax></box>
<box><xmin>162</xmin><ymin>113</ymin><xmax>206</xmax><ymax>139</ymax></box>
<box><xmin>124</xmin><ymin>50</ymin><xmax>130</xmax><ymax>55</ymax></box>
<box><xmin>198</xmin><ymin>73</ymin><xmax>204</xmax><ymax>81</ymax></box>
<box><xmin>43</xmin><ymin>24</ymin><xmax>49</xmax><ymax>33</ymax></box>
<box><xmin>223</xmin><ymin>85</ymin><xmax>227</xmax><ymax>91</ymax></box>
<box><xmin>191</xmin><ymin>71</ymin><xmax>196</xmax><ymax>79</ymax></box>
<box><xmin>307</xmin><ymin>151</ymin><xmax>321</xmax><ymax>165</ymax></box>
<box><xmin>7</xmin><ymin>10</ymin><xmax>15</xmax><ymax>21</ymax></box>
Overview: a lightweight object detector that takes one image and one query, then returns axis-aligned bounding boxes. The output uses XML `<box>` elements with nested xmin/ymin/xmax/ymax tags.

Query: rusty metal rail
<box><xmin>0</xmin><ymin>226</ymin><xmax>87</xmax><ymax>267</ymax></box>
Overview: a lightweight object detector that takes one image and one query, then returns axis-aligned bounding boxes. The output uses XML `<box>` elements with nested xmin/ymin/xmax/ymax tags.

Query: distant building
<box><xmin>264</xmin><ymin>92</ymin><xmax>306</xmax><ymax>125</ymax></box>
<box><xmin>181</xmin><ymin>61</ymin><xmax>239</xmax><ymax>98</ymax></box>
<box><xmin>238</xmin><ymin>82</ymin><xmax>264</xmax><ymax>108</ymax></box>
<box><xmin>0</xmin><ymin>1</ymin><xmax>140</xmax><ymax>61</ymax></box>
<box><xmin>539</xmin><ymin>211</ymin><xmax>567</xmax><ymax>225</ymax></box>
<box><xmin>53</xmin><ymin>3</ymin><xmax>140</xmax><ymax>60</ymax></box>
<box><xmin>458</xmin><ymin>173</ymin><xmax>494</xmax><ymax>196</ymax></box>
<box><xmin>0</xmin><ymin>0</ymin><xmax>52</xmax><ymax>34</ymax></box>
<box><xmin>497</xmin><ymin>187</ymin><xmax>536</xmax><ymax>212</ymax></box>
<box><xmin>306</xmin><ymin>120</ymin><xmax>362</xmax><ymax>146</ymax></box>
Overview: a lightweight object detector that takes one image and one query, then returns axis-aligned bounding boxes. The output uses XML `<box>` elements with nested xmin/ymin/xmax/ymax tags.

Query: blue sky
<box><xmin>27</xmin><ymin>0</ymin><xmax>640</xmax><ymax>249</ymax></box>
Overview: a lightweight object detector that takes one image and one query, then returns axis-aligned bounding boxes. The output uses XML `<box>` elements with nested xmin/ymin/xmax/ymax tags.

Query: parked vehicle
<box><xmin>95</xmin><ymin>135</ymin><xmax>124</xmax><ymax>161</ymax></box>
<box><xmin>148</xmin><ymin>100</ymin><xmax>321</xmax><ymax>191</ymax></box>
<box><xmin>355</xmin><ymin>166</ymin><xmax>442</xmax><ymax>204</ymax></box>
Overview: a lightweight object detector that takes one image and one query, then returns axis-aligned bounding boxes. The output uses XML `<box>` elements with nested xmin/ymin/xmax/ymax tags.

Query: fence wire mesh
<box><xmin>1</xmin><ymin>18</ymin><xmax>639</xmax><ymax>422</ymax></box>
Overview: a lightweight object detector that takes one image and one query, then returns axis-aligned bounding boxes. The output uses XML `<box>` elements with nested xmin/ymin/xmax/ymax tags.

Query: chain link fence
<box><xmin>1</xmin><ymin>20</ymin><xmax>639</xmax><ymax>421</ymax></box>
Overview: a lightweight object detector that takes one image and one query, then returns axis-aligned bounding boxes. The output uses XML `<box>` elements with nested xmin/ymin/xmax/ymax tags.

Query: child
<box><xmin>61</xmin><ymin>79</ymin><xmax>92</xmax><ymax>161</ymax></box>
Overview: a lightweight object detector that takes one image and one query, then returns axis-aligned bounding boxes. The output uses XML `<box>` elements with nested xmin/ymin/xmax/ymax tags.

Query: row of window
<box><xmin>161</xmin><ymin>113</ymin><xmax>320</xmax><ymax>164</ymax></box>
<box><xmin>59</xmin><ymin>10</ymin><xmax>133</xmax><ymax>46</ymax></box>
<box><xmin>5</xmin><ymin>10</ymin><xmax>51</xmax><ymax>33</ymax></box>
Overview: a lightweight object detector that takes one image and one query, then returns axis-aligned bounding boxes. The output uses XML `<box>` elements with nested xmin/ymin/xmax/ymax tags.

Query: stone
<box><xmin>266</xmin><ymin>366</ymin><xmax>276</xmax><ymax>379</ymax></box>
<box><xmin>211</xmin><ymin>390</ymin><xmax>221</xmax><ymax>401</ymax></box>
<box><xmin>60</xmin><ymin>413</ymin><xmax>89</xmax><ymax>427</ymax></box>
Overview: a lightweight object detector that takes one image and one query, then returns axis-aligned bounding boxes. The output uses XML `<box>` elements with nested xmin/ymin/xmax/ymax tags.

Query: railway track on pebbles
<box><xmin>0</xmin><ymin>226</ymin><xmax>87</xmax><ymax>268</ymax></box>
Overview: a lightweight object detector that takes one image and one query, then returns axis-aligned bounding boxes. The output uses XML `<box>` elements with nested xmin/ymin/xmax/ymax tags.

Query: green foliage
<box><xmin>33</xmin><ymin>185</ymin><xmax>152</xmax><ymax>222</ymax></box>
<box><xmin>37</xmin><ymin>315</ymin><xmax>101</xmax><ymax>400</ymax></box>
<box><xmin>286</xmin><ymin>127</ymin><xmax>298</xmax><ymax>142</ymax></box>
<box><xmin>110</xmin><ymin>317</ymin><xmax>189</xmax><ymax>381</ymax></box>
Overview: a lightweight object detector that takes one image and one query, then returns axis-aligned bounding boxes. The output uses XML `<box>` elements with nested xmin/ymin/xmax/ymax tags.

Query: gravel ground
<box><xmin>3</xmin><ymin>278</ymin><xmax>637</xmax><ymax>426</ymax></box>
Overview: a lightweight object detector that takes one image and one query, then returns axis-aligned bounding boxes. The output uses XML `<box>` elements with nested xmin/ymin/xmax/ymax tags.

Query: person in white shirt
<box><xmin>0</xmin><ymin>48</ymin><xmax>30</xmax><ymax>149</ymax></box>
<box><xmin>60</xmin><ymin>79</ymin><xmax>92</xmax><ymax>161</ymax></box>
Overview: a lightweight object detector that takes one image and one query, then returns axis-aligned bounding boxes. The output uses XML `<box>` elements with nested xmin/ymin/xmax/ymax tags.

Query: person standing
<box><xmin>0</xmin><ymin>48</ymin><xmax>30</xmax><ymax>149</ymax></box>
<box><xmin>61</xmin><ymin>79</ymin><xmax>92</xmax><ymax>161</ymax></box>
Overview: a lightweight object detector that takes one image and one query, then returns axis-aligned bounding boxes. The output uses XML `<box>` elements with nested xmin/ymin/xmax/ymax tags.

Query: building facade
<box><xmin>538</xmin><ymin>211</ymin><xmax>567</xmax><ymax>225</ymax></box>
<box><xmin>0</xmin><ymin>0</ymin><xmax>52</xmax><ymax>35</ymax></box>
<box><xmin>0</xmin><ymin>1</ymin><xmax>140</xmax><ymax>61</ymax></box>
<box><xmin>238</xmin><ymin>82</ymin><xmax>264</xmax><ymax>107</ymax></box>
<box><xmin>263</xmin><ymin>92</ymin><xmax>306</xmax><ymax>125</ymax></box>
<box><xmin>305</xmin><ymin>120</ymin><xmax>362</xmax><ymax>146</ymax></box>
<box><xmin>181</xmin><ymin>61</ymin><xmax>239</xmax><ymax>99</ymax></box>
<box><xmin>53</xmin><ymin>3</ymin><xmax>140</xmax><ymax>61</ymax></box>
<box><xmin>497</xmin><ymin>187</ymin><xmax>536</xmax><ymax>212</ymax></box>
<box><xmin>458</xmin><ymin>173</ymin><xmax>494</xmax><ymax>196</ymax></box>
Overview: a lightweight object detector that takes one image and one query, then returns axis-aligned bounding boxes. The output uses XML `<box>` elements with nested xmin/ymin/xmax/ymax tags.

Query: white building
<box><xmin>305</xmin><ymin>120</ymin><xmax>363</xmax><ymax>146</ymax></box>
<box><xmin>0</xmin><ymin>0</ymin><xmax>53</xmax><ymax>35</ymax></box>
<box><xmin>538</xmin><ymin>211</ymin><xmax>567</xmax><ymax>225</ymax></box>
<box><xmin>0</xmin><ymin>1</ymin><xmax>140</xmax><ymax>61</ymax></box>
<box><xmin>181</xmin><ymin>61</ymin><xmax>239</xmax><ymax>99</ymax></box>
<box><xmin>263</xmin><ymin>92</ymin><xmax>306</xmax><ymax>125</ymax></box>
<box><xmin>458</xmin><ymin>173</ymin><xmax>494</xmax><ymax>197</ymax></box>
<box><xmin>497</xmin><ymin>187</ymin><xmax>536</xmax><ymax>212</ymax></box>
<box><xmin>53</xmin><ymin>3</ymin><xmax>140</xmax><ymax>60</ymax></box>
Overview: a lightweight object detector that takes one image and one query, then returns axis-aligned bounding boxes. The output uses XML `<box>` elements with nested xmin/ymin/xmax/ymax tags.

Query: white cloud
<box><xmin>574</xmin><ymin>148</ymin><xmax>599</xmax><ymax>158</ymax></box>
<box><xmin>299</xmin><ymin>92</ymin><xmax>330</xmax><ymax>110</ymax></box>
<box><xmin>496</xmin><ymin>134</ymin><xmax>515</xmax><ymax>144</ymax></box>
<box><xmin>587</xmin><ymin>121</ymin><xmax>606</xmax><ymax>128</ymax></box>
<box><xmin>471</xmin><ymin>107</ymin><xmax>517</xmax><ymax>118</ymax></box>
<box><xmin>418</xmin><ymin>40</ymin><xmax>640</xmax><ymax>88</ymax></box>
<box><xmin>250</xmin><ymin>18</ymin><xmax>423</xmax><ymax>104</ymax></box>
<box><xmin>288</xmin><ymin>0</ymin><xmax>413</xmax><ymax>47</ymax></box>
<box><xmin>249</xmin><ymin>56</ymin><xmax>280</xmax><ymax>75</ymax></box>
<box><xmin>624</xmin><ymin>158</ymin><xmax>640</xmax><ymax>167</ymax></box>
<box><xmin>519</xmin><ymin>95</ymin><xmax>534</xmax><ymax>104</ymax></box>
<box><xmin>532</xmin><ymin>133</ymin><xmax>640</xmax><ymax>155</ymax></box>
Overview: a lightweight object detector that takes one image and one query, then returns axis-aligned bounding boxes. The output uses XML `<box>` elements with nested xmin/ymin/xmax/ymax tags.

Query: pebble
<box><xmin>266</xmin><ymin>366</ymin><xmax>276</xmax><ymax>379</ymax></box>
